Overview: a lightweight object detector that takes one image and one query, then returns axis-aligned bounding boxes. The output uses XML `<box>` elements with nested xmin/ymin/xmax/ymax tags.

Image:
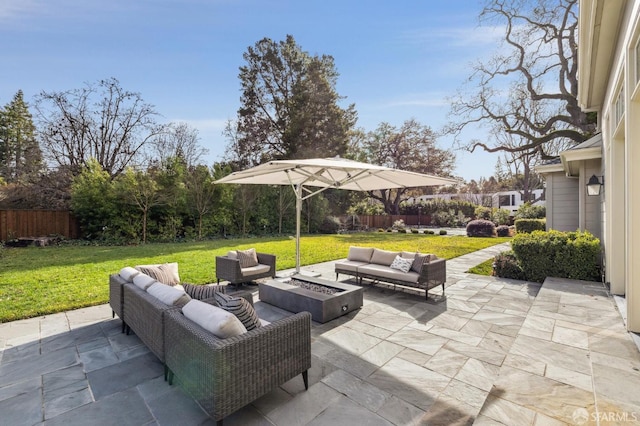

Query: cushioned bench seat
<box><xmin>335</xmin><ymin>246</ymin><xmax>446</xmax><ymax>300</ymax></box>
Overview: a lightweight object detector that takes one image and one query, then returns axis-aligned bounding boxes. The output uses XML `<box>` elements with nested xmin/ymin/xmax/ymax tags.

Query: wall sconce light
<box><xmin>586</xmin><ymin>174</ymin><xmax>604</xmax><ymax>196</ymax></box>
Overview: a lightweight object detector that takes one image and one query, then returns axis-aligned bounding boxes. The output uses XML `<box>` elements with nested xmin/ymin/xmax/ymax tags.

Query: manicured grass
<box><xmin>467</xmin><ymin>258</ymin><xmax>495</xmax><ymax>276</ymax></box>
<box><xmin>0</xmin><ymin>233</ymin><xmax>509</xmax><ymax>323</ymax></box>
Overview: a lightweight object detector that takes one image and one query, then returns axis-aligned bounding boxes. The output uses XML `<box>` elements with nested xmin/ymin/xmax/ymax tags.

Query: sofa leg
<box><xmin>302</xmin><ymin>370</ymin><xmax>309</xmax><ymax>390</ymax></box>
<box><xmin>121</xmin><ymin>321</ymin><xmax>126</xmax><ymax>334</ymax></box>
<box><xmin>216</xmin><ymin>420</ymin><xmax>223</xmax><ymax>426</ymax></box>
<box><xmin>112</xmin><ymin>310</ymin><xmax>115</xmax><ymax>318</ymax></box>
<box><xmin>125</xmin><ymin>324</ymin><xmax>131</xmax><ymax>335</ymax></box>
<box><xmin>164</xmin><ymin>364</ymin><xmax>168</xmax><ymax>381</ymax></box>
<box><xmin>167</xmin><ymin>369</ymin><xmax>174</xmax><ymax>385</ymax></box>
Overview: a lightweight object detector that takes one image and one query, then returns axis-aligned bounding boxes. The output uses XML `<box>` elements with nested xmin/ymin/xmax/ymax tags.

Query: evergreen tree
<box><xmin>0</xmin><ymin>90</ymin><xmax>42</xmax><ymax>183</ymax></box>
<box><xmin>225</xmin><ymin>35</ymin><xmax>357</xmax><ymax>167</ymax></box>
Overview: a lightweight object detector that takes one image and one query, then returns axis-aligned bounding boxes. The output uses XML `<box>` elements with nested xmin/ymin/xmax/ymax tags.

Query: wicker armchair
<box><xmin>164</xmin><ymin>309</ymin><xmax>312</xmax><ymax>425</ymax></box>
<box><xmin>216</xmin><ymin>252</ymin><xmax>276</xmax><ymax>285</ymax></box>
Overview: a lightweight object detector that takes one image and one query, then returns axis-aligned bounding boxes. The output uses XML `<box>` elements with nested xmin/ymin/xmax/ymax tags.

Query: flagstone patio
<box><xmin>1</xmin><ymin>242</ymin><xmax>639</xmax><ymax>425</ymax></box>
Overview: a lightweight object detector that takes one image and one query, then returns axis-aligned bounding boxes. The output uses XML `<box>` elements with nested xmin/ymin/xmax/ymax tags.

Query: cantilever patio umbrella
<box><xmin>214</xmin><ymin>157</ymin><xmax>458</xmax><ymax>273</ymax></box>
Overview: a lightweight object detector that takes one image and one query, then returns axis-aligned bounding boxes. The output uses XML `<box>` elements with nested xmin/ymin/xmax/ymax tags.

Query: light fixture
<box><xmin>586</xmin><ymin>174</ymin><xmax>604</xmax><ymax>196</ymax></box>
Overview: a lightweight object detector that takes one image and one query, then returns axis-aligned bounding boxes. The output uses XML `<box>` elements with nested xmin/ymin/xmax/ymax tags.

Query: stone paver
<box><xmin>1</xmin><ymin>242</ymin><xmax>639</xmax><ymax>425</ymax></box>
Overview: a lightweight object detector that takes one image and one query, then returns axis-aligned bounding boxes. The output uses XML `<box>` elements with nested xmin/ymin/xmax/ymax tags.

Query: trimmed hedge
<box><xmin>514</xmin><ymin>219</ymin><xmax>546</xmax><ymax>234</ymax></box>
<box><xmin>496</xmin><ymin>225</ymin><xmax>510</xmax><ymax>237</ymax></box>
<box><xmin>492</xmin><ymin>250</ymin><xmax>526</xmax><ymax>280</ymax></box>
<box><xmin>466</xmin><ymin>219</ymin><xmax>496</xmax><ymax>237</ymax></box>
<box><xmin>510</xmin><ymin>230</ymin><xmax>601</xmax><ymax>283</ymax></box>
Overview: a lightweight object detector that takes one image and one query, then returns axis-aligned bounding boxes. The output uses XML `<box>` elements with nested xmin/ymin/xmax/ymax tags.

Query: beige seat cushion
<box><xmin>358</xmin><ymin>264</ymin><xmax>419</xmax><ymax>284</ymax></box>
<box><xmin>334</xmin><ymin>260</ymin><xmax>369</xmax><ymax>273</ymax></box>
<box><xmin>240</xmin><ymin>263</ymin><xmax>271</xmax><ymax>277</ymax></box>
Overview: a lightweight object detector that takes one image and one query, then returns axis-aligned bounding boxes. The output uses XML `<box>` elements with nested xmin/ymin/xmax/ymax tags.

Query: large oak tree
<box><xmin>446</xmin><ymin>0</ymin><xmax>595</xmax><ymax>158</ymax></box>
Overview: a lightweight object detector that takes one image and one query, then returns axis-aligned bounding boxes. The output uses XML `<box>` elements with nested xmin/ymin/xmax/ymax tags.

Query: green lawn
<box><xmin>0</xmin><ymin>233</ymin><xmax>509</xmax><ymax>323</ymax></box>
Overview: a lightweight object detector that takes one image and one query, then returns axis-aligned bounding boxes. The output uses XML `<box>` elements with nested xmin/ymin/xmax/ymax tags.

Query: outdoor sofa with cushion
<box><xmin>109</xmin><ymin>266</ymin><xmax>312</xmax><ymax>425</ymax></box>
<box><xmin>334</xmin><ymin>246</ymin><xmax>446</xmax><ymax>299</ymax></box>
<box><xmin>164</xmin><ymin>303</ymin><xmax>311</xmax><ymax>425</ymax></box>
<box><xmin>215</xmin><ymin>248</ymin><xmax>276</xmax><ymax>285</ymax></box>
<box><xmin>109</xmin><ymin>263</ymin><xmax>230</xmax><ymax>334</ymax></box>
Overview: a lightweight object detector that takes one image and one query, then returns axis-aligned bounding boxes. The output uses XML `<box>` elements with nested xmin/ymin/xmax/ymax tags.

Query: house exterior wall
<box><xmin>583</xmin><ymin>159</ymin><xmax>603</xmax><ymax>242</ymax></box>
<box><xmin>545</xmin><ymin>173</ymin><xmax>579</xmax><ymax>232</ymax></box>
<box><xmin>579</xmin><ymin>0</ymin><xmax>640</xmax><ymax>331</ymax></box>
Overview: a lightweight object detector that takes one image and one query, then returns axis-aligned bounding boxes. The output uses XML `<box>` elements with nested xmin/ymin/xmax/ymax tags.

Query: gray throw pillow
<box><xmin>237</xmin><ymin>248</ymin><xmax>259</xmax><ymax>268</ymax></box>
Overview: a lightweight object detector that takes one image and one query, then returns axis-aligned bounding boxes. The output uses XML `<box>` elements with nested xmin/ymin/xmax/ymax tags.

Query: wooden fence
<box><xmin>0</xmin><ymin>210</ymin><xmax>80</xmax><ymax>241</ymax></box>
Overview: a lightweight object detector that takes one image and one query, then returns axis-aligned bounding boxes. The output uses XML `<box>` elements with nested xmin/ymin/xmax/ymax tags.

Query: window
<box><xmin>636</xmin><ymin>38</ymin><xmax>640</xmax><ymax>85</ymax></box>
<box><xmin>499</xmin><ymin>195</ymin><xmax>512</xmax><ymax>206</ymax></box>
<box><xmin>614</xmin><ymin>86</ymin><xmax>625</xmax><ymax>125</ymax></box>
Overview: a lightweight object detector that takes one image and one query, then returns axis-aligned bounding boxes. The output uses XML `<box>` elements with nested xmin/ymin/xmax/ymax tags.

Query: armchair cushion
<box><xmin>135</xmin><ymin>262</ymin><xmax>180</xmax><ymax>286</ymax></box>
<box><xmin>240</xmin><ymin>264</ymin><xmax>271</xmax><ymax>277</ymax></box>
<box><xmin>214</xmin><ymin>292</ymin><xmax>261</xmax><ymax>331</ymax></box>
<box><xmin>182</xmin><ymin>299</ymin><xmax>247</xmax><ymax>338</ymax></box>
<box><xmin>237</xmin><ymin>248</ymin><xmax>259</xmax><ymax>268</ymax></box>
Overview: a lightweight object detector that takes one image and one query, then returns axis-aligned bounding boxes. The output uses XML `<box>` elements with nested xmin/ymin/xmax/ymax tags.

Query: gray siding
<box><xmin>549</xmin><ymin>173</ymin><xmax>579</xmax><ymax>231</ymax></box>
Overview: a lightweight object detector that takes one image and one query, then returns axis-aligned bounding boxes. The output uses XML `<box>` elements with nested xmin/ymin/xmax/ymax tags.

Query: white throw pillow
<box><xmin>182</xmin><ymin>299</ymin><xmax>247</xmax><ymax>339</ymax></box>
<box><xmin>146</xmin><ymin>282</ymin><xmax>191</xmax><ymax>307</ymax></box>
<box><xmin>119</xmin><ymin>267</ymin><xmax>140</xmax><ymax>282</ymax></box>
<box><xmin>133</xmin><ymin>273</ymin><xmax>156</xmax><ymax>290</ymax></box>
<box><xmin>390</xmin><ymin>255</ymin><xmax>413</xmax><ymax>273</ymax></box>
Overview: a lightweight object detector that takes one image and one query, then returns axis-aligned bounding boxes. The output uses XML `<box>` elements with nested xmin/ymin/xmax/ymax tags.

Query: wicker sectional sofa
<box><xmin>334</xmin><ymin>246</ymin><xmax>446</xmax><ymax>300</ymax></box>
<box><xmin>109</xmin><ymin>267</ymin><xmax>312</xmax><ymax>425</ymax></box>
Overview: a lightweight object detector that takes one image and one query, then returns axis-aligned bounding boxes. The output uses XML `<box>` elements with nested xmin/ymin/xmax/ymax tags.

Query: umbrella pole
<box><xmin>295</xmin><ymin>184</ymin><xmax>302</xmax><ymax>273</ymax></box>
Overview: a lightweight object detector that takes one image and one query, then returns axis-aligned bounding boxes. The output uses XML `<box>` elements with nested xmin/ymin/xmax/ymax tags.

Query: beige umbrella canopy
<box><xmin>215</xmin><ymin>157</ymin><xmax>458</xmax><ymax>272</ymax></box>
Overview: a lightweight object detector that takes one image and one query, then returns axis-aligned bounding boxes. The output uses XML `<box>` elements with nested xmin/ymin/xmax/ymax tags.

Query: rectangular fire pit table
<box><xmin>259</xmin><ymin>275</ymin><xmax>363</xmax><ymax>323</ymax></box>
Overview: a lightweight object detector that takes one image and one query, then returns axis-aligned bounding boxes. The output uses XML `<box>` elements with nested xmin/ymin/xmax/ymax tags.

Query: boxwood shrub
<box><xmin>466</xmin><ymin>219</ymin><xmax>496</xmax><ymax>237</ymax></box>
<box><xmin>510</xmin><ymin>230</ymin><xmax>601</xmax><ymax>283</ymax></box>
<box><xmin>514</xmin><ymin>219</ymin><xmax>546</xmax><ymax>234</ymax></box>
<box><xmin>496</xmin><ymin>225</ymin><xmax>510</xmax><ymax>237</ymax></box>
<box><xmin>492</xmin><ymin>251</ymin><xmax>526</xmax><ymax>280</ymax></box>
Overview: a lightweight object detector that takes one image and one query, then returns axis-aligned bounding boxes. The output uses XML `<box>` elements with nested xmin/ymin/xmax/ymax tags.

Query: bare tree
<box><xmin>151</xmin><ymin>122</ymin><xmax>208</xmax><ymax>167</ymax></box>
<box><xmin>445</xmin><ymin>0</ymin><xmax>595</xmax><ymax>158</ymax></box>
<box><xmin>35</xmin><ymin>77</ymin><xmax>164</xmax><ymax>177</ymax></box>
<box><xmin>185</xmin><ymin>164</ymin><xmax>216</xmax><ymax>239</ymax></box>
<box><xmin>116</xmin><ymin>168</ymin><xmax>165</xmax><ymax>243</ymax></box>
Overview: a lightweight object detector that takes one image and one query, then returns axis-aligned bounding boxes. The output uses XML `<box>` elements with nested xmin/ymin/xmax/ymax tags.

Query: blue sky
<box><xmin>0</xmin><ymin>0</ymin><xmax>503</xmax><ymax>182</ymax></box>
